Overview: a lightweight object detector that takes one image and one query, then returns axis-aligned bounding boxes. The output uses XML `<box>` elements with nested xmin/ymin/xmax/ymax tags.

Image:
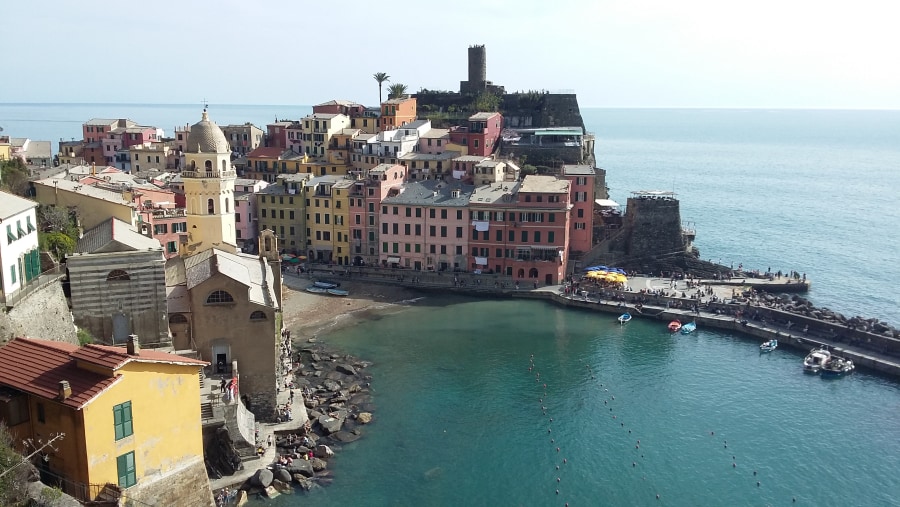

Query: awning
<box><xmin>387</xmin><ymin>256</ymin><xmax>401</xmax><ymax>263</ymax></box>
<box><xmin>472</xmin><ymin>220</ymin><xmax>489</xmax><ymax>232</ymax></box>
<box><xmin>475</xmin><ymin>257</ymin><xmax>488</xmax><ymax>265</ymax></box>
<box><xmin>595</xmin><ymin>199</ymin><xmax>620</xmax><ymax>207</ymax></box>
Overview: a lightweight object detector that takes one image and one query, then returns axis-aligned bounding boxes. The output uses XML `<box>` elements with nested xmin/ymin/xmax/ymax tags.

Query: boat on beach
<box><xmin>680</xmin><ymin>321</ymin><xmax>697</xmax><ymax>335</ymax></box>
<box><xmin>821</xmin><ymin>356</ymin><xmax>855</xmax><ymax>376</ymax></box>
<box><xmin>313</xmin><ymin>281</ymin><xmax>340</xmax><ymax>289</ymax></box>
<box><xmin>803</xmin><ymin>347</ymin><xmax>832</xmax><ymax>373</ymax></box>
<box><xmin>326</xmin><ymin>288</ymin><xmax>349</xmax><ymax>297</ymax></box>
<box><xmin>667</xmin><ymin>320</ymin><xmax>682</xmax><ymax>333</ymax></box>
<box><xmin>759</xmin><ymin>339</ymin><xmax>778</xmax><ymax>352</ymax></box>
<box><xmin>306</xmin><ymin>286</ymin><xmax>328</xmax><ymax>294</ymax></box>
<box><xmin>618</xmin><ymin>313</ymin><xmax>632</xmax><ymax>324</ymax></box>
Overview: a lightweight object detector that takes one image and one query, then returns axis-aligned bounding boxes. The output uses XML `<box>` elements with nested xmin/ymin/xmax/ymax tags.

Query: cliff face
<box><xmin>413</xmin><ymin>91</ymin><xmax>586</xmax><ymax>130</ymax></box>
<box><xmin>0</xmin><ymin>281</ymin><xmax>78</xmax><ymax>345</ymax></box>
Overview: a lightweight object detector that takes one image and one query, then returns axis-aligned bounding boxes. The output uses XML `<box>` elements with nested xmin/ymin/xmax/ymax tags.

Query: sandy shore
<box><xmin>280</xmin><ymin>274</ymin><xmax>422</xmax><ymax>339</ymax></box>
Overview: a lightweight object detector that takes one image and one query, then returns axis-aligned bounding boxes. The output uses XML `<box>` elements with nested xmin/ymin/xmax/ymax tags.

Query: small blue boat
<box><xmin>326</xmin><ymin>288</ymin><xmax>349</xmax><ymax>297</ymax></box>
<box><xmin>759</xmin><ymin>339</ymin><xmax>778</xmax><ymax>352</ymax></box>
<box><xmin>313</xmin><ymin>281</ymin><xmax>339</xmax><ymax>289</ymax></box>
<box><xmin>618</xmin><ymin>313</ymin><xmax>632</xmax><ymax>324</ymax></box>
<box><xmin>305</xmin><ymin>286</ymin><xmax>328</xmax><ymax>294</ymax></box>
<box><xmin>680</xmin><ymin>321</ymin><xmax>697</xmax><ymax>335</ymax></box>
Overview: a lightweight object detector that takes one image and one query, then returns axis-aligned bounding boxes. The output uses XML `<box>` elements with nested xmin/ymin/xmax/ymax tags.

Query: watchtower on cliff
<box><xmin>460</xmin><ymin>44</ymin><xmax>503</xmax><ymax>94</ymax></box>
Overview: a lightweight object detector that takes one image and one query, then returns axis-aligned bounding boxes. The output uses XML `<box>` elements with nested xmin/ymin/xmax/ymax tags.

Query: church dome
<box><xmin>186</xmin><ymin>110</ymin><xmax>230</xmax><ymax>154</ymax></box>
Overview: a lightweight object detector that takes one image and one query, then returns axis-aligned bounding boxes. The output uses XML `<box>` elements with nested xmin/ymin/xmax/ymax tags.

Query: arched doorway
<box><xmin>529</xmin><ymin>268</ymin><xmax>539</xmax><ymax>278</ymax></box>
<box><xmin>517</xmin><ymin>268</ymin><xmax>525</xmax><ymax>279</ymax></box>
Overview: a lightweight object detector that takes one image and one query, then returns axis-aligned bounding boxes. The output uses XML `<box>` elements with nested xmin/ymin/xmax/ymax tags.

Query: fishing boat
<box><xmin>680</xmin><ymin>321</ymin><xmax>697</xmax><ymax>335</ymax></box>
<box><xmin>759</xmin><ymin>339</ymin><xmax>778</xmax><ymax>352</ymax></box>
<box><xmin>305</xmin><ymin>285</ymin><xmax>328</xmax><ymax>294</ymax></box>
<box><xmin>667</xmin><ymin>320</ymin><xmax>682</xmax><ymax>333</ymax></box>
<box><xmin>313</xmin><ymin>281</ymin><xmax>339</xmax><ymax>289</ymax></box>
<box><xmin>821</xmin><ymin>356</ymin><xmax>855</xmax><ymax>376</ymax></box>
<box><xmin>802</xmin><ymin>347</ymin><xmax>831</xmax><ymax>374</ymax></box>
<box><xmin>326</xmin><ymin>288</ymin><xmax>349</xmax><ymax>297</ymax></box>
<box><xmin>618</xmin><ymin>313</ymin><xmax>632</xmax><ymax>324</ymax></box>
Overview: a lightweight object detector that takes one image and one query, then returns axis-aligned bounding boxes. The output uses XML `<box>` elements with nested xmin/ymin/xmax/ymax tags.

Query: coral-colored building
<box><xmin>380</xmin><ymin>97</ymin><xmax>417</xmax><ymax>131</ymax></box>
<box><xmin>448</xmin><ymin>112</ymin><xmax>503</xmax><ymax>157</ymax></box>
<box><xmin>347</xmin><ymin>164</ymin><xmax>407</xmax><ymax>266</ymax></box>
<box><xmin>561</xmin><ymin>165</ymin><xmax>597</xmax><ymax>255</ymax></box>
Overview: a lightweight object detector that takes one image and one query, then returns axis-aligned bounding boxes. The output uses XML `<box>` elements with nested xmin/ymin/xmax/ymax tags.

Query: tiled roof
<box><xmin>469</xmin><ymin>112</ymin><xmax>500</xmax><ymax>121</ymax></box>
<box><xmin>382</xmin><ymin>180</ymin><xmax>474</xmax><ymax>207</ymax></box>
<box><xmin>74</xmin><ymin>217</ymin><xmax>162</xmax><ymax>254</ymax></box>
<box><xmin>0</xmin><ymin>338</ymin><xmax>121</xmax><ymax>409</ymax></box>
<box><xmin>247</xmin><ymin>147</ymin><xmax>286</xmax><ymax>159</ymax></box>
<box><xmin>70</xmin><ymin>343</ymin><xmax>208</xmax><ymax>370</ymax></box>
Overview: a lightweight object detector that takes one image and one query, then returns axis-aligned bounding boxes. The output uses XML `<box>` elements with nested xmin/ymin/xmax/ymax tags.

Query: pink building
<box><xmin>418</xmin><ymin>128</ymin><xmax>450</xmax><ymax>155</ymax></box>
<box><xmin>347</xmin><ymin>164</ymin><xmax>406</xmax><ymax>266</ymax></box>
<box><xmin>450</xmin><ymin>155</ymin><xmax>489</xmax><ymax>182</ymax></box>
<box><xmin>234</xmin><ymin>178</ymin><xmax>269</xmax><ymax>250</ymax></box>
<box><xmin>561</xmin><ymin>165</ymin><xmax>596</xmax><ymax>255</ymax></box>
<box><xmin>468</xmin><ymin>175</ymin><xmax>571</xmax><ymax>284</ymax></box>
<box><xmin>313</xmin><ymin>100</ymin><xmax>365</xmax><ymax>117</ymax></box>
<box><xmin>448</xmin><ymin>112</ymin><xmax>503</xmax><ymax>157</ymax></box>
<box><xmin>266</xmin><ymin>121</ymin><xmax>293</xmax><ymax>149</ymax></box>
<box><xmin>378</xmin><ymin>180</ymin><xmax>473</xmax><ymax>270</ymax></box>
<box><xmin>138</xmin><ymin>209</ymin><xmax>187</xmax><ymax>258</ymax></box>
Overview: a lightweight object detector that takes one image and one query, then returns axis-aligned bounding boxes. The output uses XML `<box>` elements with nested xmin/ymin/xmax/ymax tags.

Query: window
<box><xmin>169</xmin><ymin>313</ymin><xmax>188</xmax><ymax>324</ymax></box>
<box><xmin>107</xmin><ymin>270</ymin><xmax>130</xmax><ymax>281</ymax></box>
<box><xmin>575</xmin><ymin>223</ymin><xmax>586</xmax><ymax>230</ymax></box>
<box><xmin>207</xmin><ymin>199</ymin><xmax>215</xmax><ymax>214</ymax></box>
<box><xmin>456</xmin><ymin>227</ymin><xmax>463</xmax><ymax>238</ymax></box>
<box><xmin>206</xmin><ymin>290</ymin><xmax>234</xmax><ymax>304</ymax></box>
<box><xmin>548</xmin><ymin>231</ymin><xmax>555</xmax><ymax>243</ymax></box>
<box><xmin>415</xmin><ymin>224</ymin><xmax>421</xmax><ymax>236</ymax></box>
<box><xmin>117</xmin><ymin>451</ymin><xmax>136</xmax><ymax>488</ymax></box>
<box><xmin>113</xmin><ymin>401</ymin><xmax>133</xmax><ymax>440</ymax></box>
<box><xmin>440</xmin><ymin>226</ymin><xmax>447</xmax><ymax>238</ymax></box>
<box><xmin>6</xmin><ymin>225</ymin><xmax>14</xmax><ymax>244</ymax></box>
<box><xmin>548</xmin><ymin>213</ymin><xmax>555</xmax><ymax>223</ymax></box>
<box><xmin>577</xmin><ymin>208</ymin><xmax>584</xmax><ymax>218</ymax></box>
<box><xmin>392</xmin><ymin>223</ymin><xmax>399</xmax><ymax>235</ymax></box>
<box><xmin>415</xmin><ymin>208</ymin><xmax>421</xmax><ymax>218</ymax></box>
<box><xmin>153</xmin><ymin>224</ymin><xmax>167</xmax><ymax>235</ymax></box>
<box><xmin>429</xmin><ymin>209</ymin><xmax>436</xmax><ymax>219</ymax></box>
<box><xmin>404</xmin><ymin>224</ymin><xmax>411</xmax><ymax>235</ymax></box>
<box><xmin>404</xmin><ymin>243</ymin><xmax>411</xmax><ymax>252</ymax></box>
<box><xmin>262</xmin><ymin>209</ymin><xmax>267</xmax><ymax>218</ymax></box>
<box><xmin>167</xmin><ymin>241</ymin><xmax>177</xmax><ymax>253</ymax></box>
<box><xmin>173</xmin><ymin>222</ymin><xmax>187</xmax><ymax>233</ymax></box>
<box><xmin>534</xmin><ymin>231</ymin><xmax>542</xmax><ymax>243</ymax></box>
<box><xmin>392</xmin><ymin>243</ymin><xmax>399</xmax><ymax>253</ymax></box>
<box><xmin>456</xmin><ymin>210</ymin><xmax>463</xmax><ymax>220</ymax></box>
<box><xmin>456</xmin><ymin>246</ymin><xmax>463</xmax><ymax>255</ymax></box>
<box><xmin>521</xmin><ymin>231</ymin><xmax>529</xmax><ymax>242</ymax></box>
<box><xmin>382</xmin><ymin>223</ymin><xmax>388</xmax><ymax>234</ymax></box>
<box><xmin>250</xmin><ymin>311</ymin><xmax>267</xmax><ymax>321</ymax></box>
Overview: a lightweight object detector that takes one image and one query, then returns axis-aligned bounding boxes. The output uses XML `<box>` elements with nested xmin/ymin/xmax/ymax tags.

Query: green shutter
<box><xmin>117</xmin><ymin>451</ymin><xmax>136</xmax><ymax>488</ymax></box>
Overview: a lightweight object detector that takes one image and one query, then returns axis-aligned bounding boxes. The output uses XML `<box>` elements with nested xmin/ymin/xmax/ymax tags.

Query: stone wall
<box><xmin>0</xmin><ymin>281</ymin><xmax>77</xmax><ymax>345</ymax></box>
<box><xmin>121</xmin><ymin>456</ymin><xmax>214</xmax><ymax>507</ymax></box>
<box><xmin>623</xmin><ymin>197</ymin><xmax>686</xmax><ymax>258</ymax></box>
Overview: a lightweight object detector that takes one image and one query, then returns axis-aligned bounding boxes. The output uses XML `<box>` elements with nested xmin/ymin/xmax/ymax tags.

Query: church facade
<box><xmin>165</xmin><ymin>110</ymin><xmax>283</xmax><ymax>420</ymax></box>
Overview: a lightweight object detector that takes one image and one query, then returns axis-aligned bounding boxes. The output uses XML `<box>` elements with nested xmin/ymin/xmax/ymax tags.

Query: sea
<box><xmin>2</xmin><ymin>104</ymin><xmax>900</xmax><ymax>505</ymax></box>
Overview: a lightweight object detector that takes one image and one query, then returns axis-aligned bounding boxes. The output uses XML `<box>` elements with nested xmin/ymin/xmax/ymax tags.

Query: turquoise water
<box><xmin>268</xmin><ymin>298</ymin><xmax>900</xmax><ymax>506</ymax></box>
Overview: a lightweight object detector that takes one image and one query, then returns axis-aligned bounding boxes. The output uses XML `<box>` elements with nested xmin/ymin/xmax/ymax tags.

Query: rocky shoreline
<box><xmin>226</xmin><ymin>340</ymin><xmax>375</xmax><ymax>503</ymax></box>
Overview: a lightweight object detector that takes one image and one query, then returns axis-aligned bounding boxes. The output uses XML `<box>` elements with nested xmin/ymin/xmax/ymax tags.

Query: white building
<box><xmin>0</xmin><ymin>191</ymin><xmax>40</xmax><ymax>302</ymax></box>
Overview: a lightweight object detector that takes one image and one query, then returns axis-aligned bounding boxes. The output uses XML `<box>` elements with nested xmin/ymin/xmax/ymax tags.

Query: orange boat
<box><xmin>667</xmin><ymin>320</ymin><xmax>682</xmax><ymax>333</ymax></box>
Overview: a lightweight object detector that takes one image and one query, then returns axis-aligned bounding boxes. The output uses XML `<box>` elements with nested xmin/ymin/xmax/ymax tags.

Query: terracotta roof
<box><xmin>0</xmin><ymin>338</ymin><xmax>121</xmax><ymax>409</ymax></box>
<box><xmin>70</xmin><ymin>343</ymin><xmax>208</xmax><ymax>370</ymax></box>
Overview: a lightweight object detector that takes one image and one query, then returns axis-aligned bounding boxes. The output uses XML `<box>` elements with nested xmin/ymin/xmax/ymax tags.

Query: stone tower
<box><xmin>468</xmin><ymin>45</ymin><xmax>487</xmax><ymax>86</ymax></box>
<box><xmin>181</xmin><ymin>109</ymin><xmax>237</xmax><ymax>256</ymax></box>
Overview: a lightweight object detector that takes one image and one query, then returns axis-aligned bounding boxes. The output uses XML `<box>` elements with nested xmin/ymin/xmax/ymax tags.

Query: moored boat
<box><xmin>313</xmin><ymin>281</ymin><xmax>340</xmax><ymax>289</ymax></box>
<box><xmin>759</xmin><ymin>339</ymin><xmax>778</xmax><ymax>352</ymax></box>
<box><xmin>326</xmin><ymin>288</ymin><xmax>349</xmax><ymax>297</ymax></box>
<box><xmin>618</xmin><ymin>313</ymin><xmax>632</xmax><ymax>324</ymax></box>
<box><xmin>667</xmin><ymin>320</ymin><xmax>682</xmax><ymax>333</ymax></box>
<box><xmin>680</xmin><ymin>321</ymin><xmax>697</xmax><ymax>335</ymax></box>
<box><xmin>306</xmin><ymin>286</ymin><xmax>328</xmax><ymax>294</ymax></box>
<box><xmin>821</xmin><ymin>356</ymin><xmax>855</xmax><ymax>376</ymax></box>
<box><xmin>803</xmin><ymin>347</ymin><xmax>831</xmax><ymax>374</ymax></box>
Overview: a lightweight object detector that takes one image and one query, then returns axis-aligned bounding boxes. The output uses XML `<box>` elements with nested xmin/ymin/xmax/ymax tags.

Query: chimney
<box><xmin>58</xmin><ymin>380</ymin><xmax>72</xmax><ymax>401</ymax></box>
<box><xmin>126</xmin><ymin>334</ymin><xmax>140</xmax><ymax>355</ymax></box>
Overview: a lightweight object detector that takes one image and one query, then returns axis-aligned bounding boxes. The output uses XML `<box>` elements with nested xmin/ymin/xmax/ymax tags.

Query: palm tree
<box><xmin>373</xmin><ymin>72</ymin><xmax>390</xmax><ymax>104</ymax></box>
<box><xmin>387</xmin><ymin>83</ymin><xmax>408</xmax><ymax>100</ymax></box>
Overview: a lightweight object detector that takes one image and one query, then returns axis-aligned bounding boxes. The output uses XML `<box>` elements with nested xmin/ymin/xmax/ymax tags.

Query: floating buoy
<box><xmin>556</xmin><ymin>465</ymin><xmax>560</xmax><ymax>470</ymax></box>
<box><xmin>656</xmin><ymin>494</ymin><xmax>660</xmax><ymax>499</ymax></box>
<box><xmin>637</xmin><ymin>440</ymin><xmax>640</xmax><ymax>444</ymax></box>
<box><xmin>550</xmin><ymin>418</ymin><xmax>553</xmax><ymax>422</ymax></box>
<box><xmin>557</xmin><ymin>477</ymin><xmax>561</xmax><ymax>483</ymax></box>
<box><xmin>556</xmin><ymin>489</ymin><xmax>559</xmax><ymax>495</ymax></box>
<box><xmin>557</xmin><ymin>447</ymin><xmax>560</xmax><ymax>452</ymax></box>
<box><xmin>633</xmin><ymin>462</ymin><xmax>636</xmax><ymax>467</ymax></box>
<box><xmin>551</xmin><ymin>439</ymin><xmax>555</xmax><ymax>443</ymax></box>
<box><xmin>757</xmin><ymin>481</ymin><xmax>760</xmax><ymax>487</ymax></box>
<box><xmin>563</xmin><ymin>458</ymin><xmax>567</xmax><ymax>464</ymax></box>
<box><xmin>636</xmin><ymin>445</ymin><xmax>640</xmax><ymax>449</ymax></box>
<box><xmin>733</xmin><ymin>463</ymin><xmax>736</xmax><ymax>468</ymax></box>
<box><xmin>548</xmin><ymin>429</ymin><xmax>552</xmax><ymax>433</ymax></box>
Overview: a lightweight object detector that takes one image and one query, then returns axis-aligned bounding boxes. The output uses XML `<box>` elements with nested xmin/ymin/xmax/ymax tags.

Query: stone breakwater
<box><xmin>231</xmin><ymin>342</ymin><xmax>375</xmax><ymax>502</ymax></box>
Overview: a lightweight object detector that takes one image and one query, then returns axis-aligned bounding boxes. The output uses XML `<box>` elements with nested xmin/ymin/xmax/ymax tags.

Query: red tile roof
<box><xmin>70</xmin><ymin>343</ymin><xmax>208</xmax><ymax>370</ymax></box>
<box><xmin>0</xmin><ymin>338</ymin><xmax>120</xmax><ymax>409</ymax></box>
<box><xmin>0</xmin><ymin>338</ymin><xmax>207</xmax><ymax>410</ymax></box>
<box><xmin>247</xmin><ymin>147</ymin><xmax>285</xmax><ymax>159</ymax></box>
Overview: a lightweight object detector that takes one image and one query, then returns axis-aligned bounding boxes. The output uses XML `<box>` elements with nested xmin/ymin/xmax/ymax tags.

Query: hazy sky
<box><xmin>4</xmin><ymin>0</ymin><xmax>898</xmax><ymax>108</ymax></box>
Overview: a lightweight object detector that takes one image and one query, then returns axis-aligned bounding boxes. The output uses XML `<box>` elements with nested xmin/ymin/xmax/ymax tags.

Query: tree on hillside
<box><xmin>38</xmin><ymin>205</ymin><xmax>74</xmax><ymax>235</ymax></box>
<box><xmin>0</xmin><ymin>158</ymin><xmax>31</xmax><ymax>197</ymax></box>
<box><xmin>387</xmin><ymin>83</ymin><xmax>408</xmax><ymax>100</ymax></box>
<box><xmin>0</xmin><ymin>423</ymin><xmax>30</xmax><ymax>505</ymax></box>
<box><xmin>43</xmin><ymin>231</ymin><xmax>75</xmax><ymax>261</ymax></box>
<box><xmin>470</xmin><ymin>90</ymin><xmax>501</xmax><ymax>113</ymax></box>
<box><xmin>373</xmin><ymin>72</ymin><xmax>390</xmax><ymax>104</ymax></box>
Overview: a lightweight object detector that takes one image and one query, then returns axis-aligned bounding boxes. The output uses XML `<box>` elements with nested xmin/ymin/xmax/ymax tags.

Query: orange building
<box><xmin>380</xmin><ymin>97</ymin><xmax>417</xmax><ymax>131</ymax></box>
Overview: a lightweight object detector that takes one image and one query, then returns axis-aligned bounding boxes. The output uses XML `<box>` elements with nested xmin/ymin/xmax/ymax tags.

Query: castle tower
<box><xmin>468</xmin><ymin>44</ymin><xmax>487</xmax><ymax>85</ymax></box>
<box><xmin>180</xmin><ymin>109</ymin><xmax>237</xmax><ymax>256</ymax></box>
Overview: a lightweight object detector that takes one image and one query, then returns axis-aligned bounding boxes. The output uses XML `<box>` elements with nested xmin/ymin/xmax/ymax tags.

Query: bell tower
<box><xmin>181</xmin><ymin>109</ymin><xmax>237</xmax><ymax>256</ymax></box>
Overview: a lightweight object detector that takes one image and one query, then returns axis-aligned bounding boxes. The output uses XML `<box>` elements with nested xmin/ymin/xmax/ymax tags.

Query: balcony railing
<box><xmin>182</xmin><ymin>169</ymin><xmax>237</xmax><ymax>179</ymax></box>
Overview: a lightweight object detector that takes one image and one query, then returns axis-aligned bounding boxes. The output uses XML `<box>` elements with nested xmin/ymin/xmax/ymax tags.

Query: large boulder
<box><xmin>311</xmin><ymin>457</ymin><xmax>328</xmax><ymax>471</ymax></box>
<box><xmin>357</xmin><ymin>412</ymin><xmax>373</xmax><ymax>424</ymax></box>
<box><xmin>293</xmin><ymin>475</ymin><xmax>315</xmax><ymax>491</ymax></box>
<box><xmin>318</xmin><ymin>415</ymin><xmax>343</xmax><ymax>434</ymax></box>
<box><xmin>336</xmin><ymin>363</ymin><xmax>357</xmax><ymax>375</ymax></box>
<box><xmin>323</xmin><ymin>379</ymin><xmax>342</xmax><ymax>392</ymax></box>
<box><xmin>288</xmin><ymin>460</ymin><xmax>315</xmax><ymax>478</ymax></box>
<box><xmin>251</xmin><ymin>468</ymin><xmax>274</xmax><ymax>488</ymax></box>
<box><xmin>274</xmin><ymin>468</ymin><xmax>292</xmax><ymax>483</ymax></box>
<box><xmin>315</xmin><ymin>444</ymin><xmax>334</xmax><ymax>459</ymax></box>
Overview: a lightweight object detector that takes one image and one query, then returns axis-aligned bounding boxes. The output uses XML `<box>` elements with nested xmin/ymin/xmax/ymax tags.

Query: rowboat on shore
<box><xmin>305</xmin><ymin>286</ymin><xmax>328</xmax><ymax>294</ymax></box>
<box><xmin>668</xmin><ymin>320</ymin><xmax>682</xmax><ymax>333</ymax></box>
<box><xmin>618</xmin><ymin>313</ymin><xmax>632</xmax><ymax>324</ymax></box>
<box><xmin>326</xmin><ymin>288</ymin><xmax>349</xmax><ymax>297</ymax></box>
<box><xmin>313</xmin><ymin>281</ymin><xmax>340</xmax><ymax>289</ymax></box>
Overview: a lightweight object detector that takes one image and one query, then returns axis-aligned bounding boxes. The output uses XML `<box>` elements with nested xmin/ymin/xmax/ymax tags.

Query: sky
<box><xmin>3</xmin><ymin>0</ymin><xmax>899</xmax><ymax>109</ymax></box>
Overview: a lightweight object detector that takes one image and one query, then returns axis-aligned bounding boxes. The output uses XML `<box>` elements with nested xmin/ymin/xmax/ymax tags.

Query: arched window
<box><xmin>529</xmin><ymin>268</ymin><xmax>539</xmax><ymax>278</ymax></box>
<box><xmin>190</xmin><ymin>160</ymin><xmax>196</xmax><ymax>170</ymax></box>
<box><xmin>208</xmin><ymin>199</ymin><xmax>215</xmax><ymax>214</ymax></box>
<box><xmin>224</xmin><ymin>198</ymin><xmax>230</xmax><ymax>213</ymax></box>
<box><xmin>206</xmin><ymin>290</ymin><xmax>234</xmax><ymax>304</ymax></box>
<box><xmin>107</xmin><ymin>269</ymin><xmax>130</xmax><ymax>281</ymax></box>
<box><xmin>249</xmin><ymin>311</ymin><xmax>267</xmax><ymax>321</ymax></box>
<box><xmin>189</xmin><ymin>198</ymin><xmax>196</xmax><ymax>214</ymax></box>
<box><xmin>221</xmin><ymin>160</ymin><xmax>227</xmax><ymax>171</ymax></box>
<box><xmin>169</xmin><ymin>313</ymin><xmax>188</xmax><ymax>324</ymax></box>
<box><xmin>205</xmin><ymin>160</ymin><xmax>212</xmax><ymax>170</ymax></box>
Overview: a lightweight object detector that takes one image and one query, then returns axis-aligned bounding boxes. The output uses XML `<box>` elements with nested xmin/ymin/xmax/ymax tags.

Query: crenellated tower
<box><xmin>181</xmin><ymin>109</ymin><xmax>237</xmax><ymax>256</ymax></box>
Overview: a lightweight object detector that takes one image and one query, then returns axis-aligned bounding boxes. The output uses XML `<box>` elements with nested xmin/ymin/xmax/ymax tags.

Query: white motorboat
<box><xmin>803</xmin><ymin>347</ymin><xmax>831</xmax><ymax>374</ymax></box>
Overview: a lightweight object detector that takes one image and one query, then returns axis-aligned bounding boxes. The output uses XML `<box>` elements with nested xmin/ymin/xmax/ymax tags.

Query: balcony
<box><xmin>182</xmin><ymin>169</ymin><xmax>236</xmax><ymax>179</ymax></box>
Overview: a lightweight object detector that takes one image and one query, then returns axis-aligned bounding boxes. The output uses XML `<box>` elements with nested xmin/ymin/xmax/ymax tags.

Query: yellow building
<box><xmin>331</xmin><ymin>179</ymin><xmax>353</xmax><ymax>265</ymax></box>
<box><xmin>299</xmin><ymin>113</ymin><xmax>350</xmax><ymax>158</ymax></box>
<box><xmin>0</xmin><ymin>336</ymin><xmax>214</xmax><ymax>506</ymax></box>
<box><xmin>256</xmin><ymin>173</ymin><xmax>311</xmax><ymax>252</ymax></box>
<box><xmin>0</xmin><ymin>137</ymin><xmax>10</xmax><ymax>161</ymax></box>
<box><xmin>33</xmin><ymin>176</ymin><xmax>138</xmax><ymax>230</ymax></box>
<box><xmin>304</xmin><ymin>175</ymin><xmax>349</xmax><ymax>264</ymax></box>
